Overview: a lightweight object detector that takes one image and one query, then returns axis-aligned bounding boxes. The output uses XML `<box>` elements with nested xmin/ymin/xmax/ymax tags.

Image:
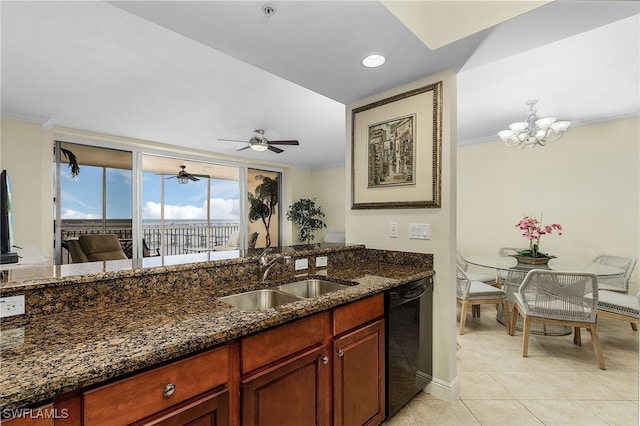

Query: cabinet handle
<box><xmin>337</xmin><ymin>349</ymin><xmax>344</xmax><ymax>357</ymax></box>
<box><xmin>163</xmin><ymin>383</ymin><xmax>176</xmax><ymax>398</ymax></box>
<box><xmin>320</xmin><ymin>356</ymin><xmax>329</xmax><ymax>365</ymax></box>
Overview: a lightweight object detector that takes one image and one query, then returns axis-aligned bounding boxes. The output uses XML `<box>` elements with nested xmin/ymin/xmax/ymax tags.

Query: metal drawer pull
<box><xmin>163</xmin><ymin>383</ymin><xmax>176</xmax><ymax>397</ymax></box>
<box><xmin>320</xmin><ymin>356</ymin><xmax>329</xmax><ymax>365</ymax></box>
<box><xmin>337</xmin><ymin>349</ymin><xmax>344</xmax><ymax>357</ymax></box>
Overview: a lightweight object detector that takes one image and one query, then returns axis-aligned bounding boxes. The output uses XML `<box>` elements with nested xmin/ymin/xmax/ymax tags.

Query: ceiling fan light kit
<box><xmin>218</xmin><ymin>129</ymin><xmax>299</xmax><ymax>154</ymax></box>
<box><xmin>498</xmin><ymin>99</ymin><xmax>572</xmax><ymax>149</ymax></box>
<box><xmin>166</xmin><ymin>165</ymin><xmax>209</xmax><ymax>184</ymax></box>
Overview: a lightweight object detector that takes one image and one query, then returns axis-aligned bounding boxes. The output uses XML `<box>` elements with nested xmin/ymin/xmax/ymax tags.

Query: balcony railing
<box><xmin>61</xmin><ymin>220</ymin><xmax>240</xmax><ymax>263</ymax></box>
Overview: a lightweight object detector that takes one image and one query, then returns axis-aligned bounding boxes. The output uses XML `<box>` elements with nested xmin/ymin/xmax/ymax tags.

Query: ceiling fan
<box><xmin>218</xmin><ymin>129</ymin><xmax>299</xmax><ymax>153</ymax></box>
<box><xmin>166</xmin><ymin>165</ymin><xmax>209</xmax><ymax>184</ymax></box>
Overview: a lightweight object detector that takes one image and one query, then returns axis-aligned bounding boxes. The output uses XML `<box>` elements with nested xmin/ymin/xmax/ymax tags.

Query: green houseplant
<box><xmin>286</xmin><ymin>198</ymin><xmax>327</xmax><ymax>244</ymax></box>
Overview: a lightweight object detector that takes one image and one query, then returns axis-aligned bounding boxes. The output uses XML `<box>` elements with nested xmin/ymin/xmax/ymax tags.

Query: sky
<box><xmin>60</xmin><ymin>165</ymin><xmax>240</xmax><ymax>221</ymax></box>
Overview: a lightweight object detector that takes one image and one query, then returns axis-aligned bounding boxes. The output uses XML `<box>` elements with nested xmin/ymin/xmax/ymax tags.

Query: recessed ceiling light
<box><xmin>361</xmin><ymin>54</ymin><xmax>386</xmax><ymax>68</ymax></box>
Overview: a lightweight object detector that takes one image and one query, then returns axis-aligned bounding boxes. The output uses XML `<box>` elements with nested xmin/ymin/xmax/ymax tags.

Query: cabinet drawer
<box><xmin>333</xmin><ymin>293</ymin><xmax>384</xmax><ymax>336</ymax></box>
<box><xmin>241</xmin><ymin>312</ymin><xmax>330</xmax><ymax>374</ymax></box>
<box><xmin>83</xmin><ymin>345</ymin><xmax>229</xmax><ymax>426</ymax></box>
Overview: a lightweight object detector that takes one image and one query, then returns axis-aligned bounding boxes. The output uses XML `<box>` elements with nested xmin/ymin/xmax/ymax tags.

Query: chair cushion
<box><xmin>226</xmin><ymin>232</ymin><xmax>240</xmax><ymax>247</ymax></box>
<box><xmin>465</xmin><ymin>272</ymin><xmax>495</xmax><ymax>283</ymax></box>
<box><xmin>597</xmin><ymin>290</ymin><xmax>640</xmax><ymax>318</ymax></box>
<box><xmin>79</xmin><ymin>234</ymin><xmax>128</xmax><ymax>261</ymax></box>
<box><xmin>467</xmin><ymin>281</ymin><xmax>505</xmax><ymax>299</ymax></box>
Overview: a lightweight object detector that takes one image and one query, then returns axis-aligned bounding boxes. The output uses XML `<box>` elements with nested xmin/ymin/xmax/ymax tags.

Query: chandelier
<box><xmin>498</xmin><ymin>99</ymin><xmax>571</xmax><ymax>148</ymax></box>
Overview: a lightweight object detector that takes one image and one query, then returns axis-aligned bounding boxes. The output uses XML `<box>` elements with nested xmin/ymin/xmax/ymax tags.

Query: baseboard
<box><xmin>424</xmin><ymin>375</ymin><xmax>460</xmax><ymax>402</ymax></box>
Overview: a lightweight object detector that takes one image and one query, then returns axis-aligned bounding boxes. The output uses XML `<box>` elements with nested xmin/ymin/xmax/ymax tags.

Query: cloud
<box><xmin>61</xmin><ymin>208</ymin><xmax>100</xmax><ymax>219</ymax></box>
<box><xmin>143</xmin><ymin>198</ymin><xmax>239</xmax><ymax>220</ymax></box>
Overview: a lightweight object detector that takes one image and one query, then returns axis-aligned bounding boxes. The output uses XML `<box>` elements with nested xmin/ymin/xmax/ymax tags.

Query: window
<box><xmin>54</xmin><ymin>142</ymin><xmax>133</xmax><ymax>263</ymax></box>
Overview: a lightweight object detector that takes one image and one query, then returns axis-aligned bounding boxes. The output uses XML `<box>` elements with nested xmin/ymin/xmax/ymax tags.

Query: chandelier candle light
<box><xmin>498</xmin><ymin>99</ymin><xmax>571</xmax><ymax>148</ymax></box>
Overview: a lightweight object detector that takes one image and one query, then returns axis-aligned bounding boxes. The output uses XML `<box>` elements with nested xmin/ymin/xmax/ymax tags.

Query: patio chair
<box><xmin>597</xmin><ymin>290</ymin><xmax>639</xmax><ymax>331</ymax></box>
<box><xmin>496</xmin><ymin>247</ymin><xmax>526</xmax><ymax>285</ymax></box>
<box><xmin>592</xmin><ymin>254</ymin><xmax>637</xmax><ymax>293</ymax></box>
<box><xmin>68</xmin><ymin>234</ymin><xmax>128</xmax><ymax>263</ymax></box>
<box><xmin>510</xmin><ymin>270</ymin><xmax>605</xmax><ymax>369</ymax></box>
<box><xmin>456</xmin><ymin>265</ymin><xmax>510</xmax><ymax>335</ymax></box>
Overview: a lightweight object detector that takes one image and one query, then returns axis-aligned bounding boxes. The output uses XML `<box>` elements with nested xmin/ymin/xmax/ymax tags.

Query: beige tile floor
<box><xmin>384</xmin><ymin>304</ymin><xmax>639</xmax><ymax>425</ymax></box>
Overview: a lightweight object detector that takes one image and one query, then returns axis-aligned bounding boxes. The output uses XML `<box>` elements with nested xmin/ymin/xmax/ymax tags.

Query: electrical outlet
<box><xmin>315</xmin><ymin>256</ymin><xmax>328</xmax><ymax>268</ymax></box>
<box><xmin>389</xmin><ymin>222</ymin><xmax>399</xmax><ymax>238</ymax></box>
<box><xmin>0</xmin><ymin>295</ymin><xmax>25</xmax><ymax>318</ymax></box>
<box><xmin>295</xmin><ymin>258</ymin><xmax>309</xmax><ymax>270</ymax></box>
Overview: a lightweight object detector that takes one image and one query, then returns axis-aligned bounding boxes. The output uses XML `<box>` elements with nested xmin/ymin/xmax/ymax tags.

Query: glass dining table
<box><xmin>464</xmin><ymin>255</ymin><xmax>626</xmax><ymax>335</ymax></box>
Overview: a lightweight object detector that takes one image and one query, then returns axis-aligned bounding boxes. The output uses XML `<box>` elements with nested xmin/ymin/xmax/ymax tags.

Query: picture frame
<box><xmin>351</xmin><ymin>81</ymin><xmax>442</xmax><ymax>209</ymax></box>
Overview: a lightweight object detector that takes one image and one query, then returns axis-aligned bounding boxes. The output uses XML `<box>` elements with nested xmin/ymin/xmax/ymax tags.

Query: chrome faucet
<box><xmin>258</xmin><ymin>248</ymin><xmax>291</xmax><ymax>282</ymax></box>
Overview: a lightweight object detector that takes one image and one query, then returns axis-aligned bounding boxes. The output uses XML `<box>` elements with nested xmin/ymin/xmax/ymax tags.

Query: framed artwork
<box><xmin>351</xmin><ymin>81</ymin><xmax>442</xmax><ymax>209</ymax></box>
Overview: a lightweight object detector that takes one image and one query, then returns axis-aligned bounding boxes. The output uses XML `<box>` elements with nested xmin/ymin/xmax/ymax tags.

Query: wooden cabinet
<box><xmin>241</xmin><ymin>346</ymin><xmax>329</xmax><ymax>426</ymax></box>
<box><xmin>83</xmin><ymin>346</ymin><xmax>229</xmax><ymax>426</ymax></box>
<box><xmin>240</xmin><ymin>312</ymin><xmax>331</xmax><ymax>426</ymax></box>
<box><xmin>132</xmin><ymin>388</ymin><xmax>229</xmax><ymax>426</ymax></box>
<box><xmin>332</xmin><ymin>294</ymin><xmax>385</xmax><ymax>426</ymax></box>
<box><xmin>2</xmin><ymin>404</ymin><xmax>54</xmax><ymax>426</ymax></box>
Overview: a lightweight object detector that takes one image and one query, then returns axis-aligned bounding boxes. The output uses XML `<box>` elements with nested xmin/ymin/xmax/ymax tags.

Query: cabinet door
<box><xmin>241</xmin><ymin>345</ymin><xmax>329</xmax><ymax>426</ymax></box>
<box><xmin>133</xmin><ymin>388</ymin><xmax>229</xmax><ymax>426</ymax></box>
<box><xmin>333</xmin><ymin>320</ymin><xmax>385</xmax><ymax>426</ymax></box>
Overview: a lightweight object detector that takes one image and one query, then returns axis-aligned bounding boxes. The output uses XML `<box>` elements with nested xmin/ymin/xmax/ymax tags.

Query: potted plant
<box><xmin>514</xmin><ymin>214</ymin><xmax>563</xmax><ymax>264</ymax></box>
<box><xmin>286</xmin><ymin>198</ymin><xmax>327</xmax><ymax>244</ymax></box>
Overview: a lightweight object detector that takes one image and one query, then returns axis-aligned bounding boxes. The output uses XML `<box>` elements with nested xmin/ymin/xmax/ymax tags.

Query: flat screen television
<box><xmin>1</xmin><ymin>169</ymin><xmax>14</xmax><ymax>254</ymax></box>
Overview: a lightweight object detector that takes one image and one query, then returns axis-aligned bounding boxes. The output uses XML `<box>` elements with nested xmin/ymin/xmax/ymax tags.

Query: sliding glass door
<box><xmin>141</xmin><ymin>155</ymin><xmax>240</xmax><ymax>256</ymax></box>
<box><xmin>54</xmin><ymin>141</ymin><xmax>133</xmax><ymax>264</ymax></box>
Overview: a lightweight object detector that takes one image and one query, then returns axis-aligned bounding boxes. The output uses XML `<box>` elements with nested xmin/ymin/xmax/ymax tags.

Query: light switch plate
<box><xmin>389</xmin><ymin>222</ymin><xmax>399</xmax><ymax>238</ymax></box>
<box><xmin>315</xmin><ymin>256</ymin><xmax>328</xmax><ymax>267</ymax></box>
<box><xmin>409</xmin><ymin>223</ymin><xmax>430</xmax><ymax>240</ymax></box>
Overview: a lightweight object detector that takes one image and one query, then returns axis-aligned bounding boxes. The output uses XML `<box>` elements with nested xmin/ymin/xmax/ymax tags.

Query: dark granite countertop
<box><xmin>0</xmin><ymin>246</ymin><xmax>433</xmax><ymax>411</ymax></box>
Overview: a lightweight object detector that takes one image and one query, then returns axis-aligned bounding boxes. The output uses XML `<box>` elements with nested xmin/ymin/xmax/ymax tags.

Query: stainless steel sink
<box><xmin>277</xmin><ymin>279</ymin><xmax>353</xmax><ymax>298</ymax></box>
<box><xmin>219</xmin><ymin>289</ymin><xmax>303</xmax><ymax>311</ymax></box>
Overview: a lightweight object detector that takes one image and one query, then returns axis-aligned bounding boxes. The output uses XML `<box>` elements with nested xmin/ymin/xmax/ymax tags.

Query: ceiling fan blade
<box><xmin>218</xmin><ymin>138</ymin><xmax>249</xmax><ymax>144</ymax></box>
<box><xmin>236</xmin><ymin>145</ymin><xmax>251</xmax><ymax>151</ymax></box>
<box><xmin>268</xmin><ymin>145</ymin><xmax>284</xmax><ymax>154</ymax></box>
<box><xmin>268</xmin><ymin>140</ymin><xmax>299</xmax><ymax>145</ymax></box>
<box><xmin>165</xmin><ymin>176</ymin><xmax>177</xmax><ymax>179</ymax></box>
<box><xmin>187</xmin><ymin>175</ymin><xmax>200</xmax><ymax>181</ymax></box>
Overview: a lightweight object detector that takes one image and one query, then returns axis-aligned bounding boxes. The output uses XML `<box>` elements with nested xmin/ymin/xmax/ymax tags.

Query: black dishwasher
<box><xmin>385</xmin><ymin>276</ymin><xmax>433</xmax><ymax>417</ymax></box>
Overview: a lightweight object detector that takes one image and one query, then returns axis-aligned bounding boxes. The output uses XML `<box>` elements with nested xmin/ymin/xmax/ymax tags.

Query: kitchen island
<box><xmin>0</xmin><ymin>244</ymin><xmax>433</xmax><ymax>424</ymax></box>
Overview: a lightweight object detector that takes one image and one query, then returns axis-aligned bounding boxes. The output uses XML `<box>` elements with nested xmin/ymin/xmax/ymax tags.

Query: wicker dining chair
<box><xmin>597</xmin><ymin>290</ymin><xmax>640</xmax><ymax>331</ymax></box>
<box><xmin>456</xmin><ymin>251</ymin><xmax>496</xmax><ymax>284</ymax></box>
<box><xmin>510</xmin><ymin>270</ymin><xmax>605</xmax><ymax>369</ymax></box>
<box><xmin>456</xmin><ymin>265</ymin><xmax>510</xmax><ymax>335</ymax></box>
<box><xmin>592</xmin><ymin>254</ymin><xmax>637</xmax><ymax>293</ymax></box>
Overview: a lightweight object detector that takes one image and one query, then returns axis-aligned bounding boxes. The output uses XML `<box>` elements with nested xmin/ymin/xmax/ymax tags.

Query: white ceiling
<box><xmin>2</xmin><ymin>1</ymin><xmax>639</xmax><ymax>170</ymax></box>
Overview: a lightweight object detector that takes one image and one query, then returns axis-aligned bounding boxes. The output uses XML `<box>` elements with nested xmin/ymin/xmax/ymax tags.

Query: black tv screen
<box><xmin>1</xmin><ymin>170</ymin><xmax>13</xmax><ymax>253</ymax></box>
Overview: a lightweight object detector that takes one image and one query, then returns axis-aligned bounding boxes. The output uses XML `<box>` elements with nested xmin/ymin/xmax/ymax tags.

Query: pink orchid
<box><xmin>515</xmin><ymin>214</ymin><xmax>563</xmax><ymax>257</ymax></box>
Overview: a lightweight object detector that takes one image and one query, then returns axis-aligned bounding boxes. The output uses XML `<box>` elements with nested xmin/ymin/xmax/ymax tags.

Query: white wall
<box><xmin>458</xmin><ymin>117</ymin><xmax>640</xmax><ymax>293</ymax></box>
<box><xmin>310</xmin><ymin>166</ymin><xmax>346</xmax><ymax>242</ymax></box>
<box><xmin>0</xmin><ymin>119</ymin><xmax>53</xmax><ymax>252</ymax></box>
<box><xmin>345</xmin><ymin>70</ymin><xmax>459</xmax><ymax>401</ymax></box>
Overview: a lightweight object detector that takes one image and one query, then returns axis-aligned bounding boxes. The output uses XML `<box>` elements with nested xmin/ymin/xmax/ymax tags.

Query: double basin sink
<box><xmin>219</xmin><ymin>279</ymin><xmax>353</xmax><ymax>312</ymax></box>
